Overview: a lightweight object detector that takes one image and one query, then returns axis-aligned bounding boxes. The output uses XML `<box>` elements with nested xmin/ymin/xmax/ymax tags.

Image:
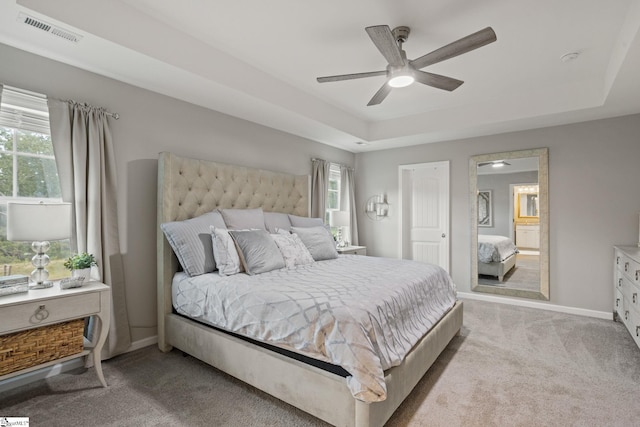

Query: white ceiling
<box><xmin>1</xmin><ymin>0</ymin><xmax>640</xmax><ymax>152</ymax></box>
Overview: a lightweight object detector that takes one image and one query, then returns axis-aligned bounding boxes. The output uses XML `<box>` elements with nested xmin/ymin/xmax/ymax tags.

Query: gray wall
<box><xmin>0</xmin><ymin>43</ymin><xmax>354</xmax><ymax>344</ymax></box>
<box><xmin>355</xmin><ymin>115</ymin><xmax>640</xmax><ymax>313</ymax></box>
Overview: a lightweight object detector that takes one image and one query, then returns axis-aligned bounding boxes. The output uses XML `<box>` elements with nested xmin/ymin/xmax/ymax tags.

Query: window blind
<box><xmin>0</xmin><ymin>85</ymin><xmax>50</xmax><ymax>135</ymax></box>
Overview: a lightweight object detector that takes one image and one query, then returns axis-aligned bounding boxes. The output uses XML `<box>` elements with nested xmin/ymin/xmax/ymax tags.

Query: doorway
<box><xmin>398</xmin><ymin>161</ymin><xmax>450</xmax><ymax>272</ymax></box>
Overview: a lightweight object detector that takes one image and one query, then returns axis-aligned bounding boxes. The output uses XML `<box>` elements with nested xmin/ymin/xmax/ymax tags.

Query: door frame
<box><xmin>398</xmin><ymin>161</ymin><xmax>450</xmax><ymax>272</ymax></box>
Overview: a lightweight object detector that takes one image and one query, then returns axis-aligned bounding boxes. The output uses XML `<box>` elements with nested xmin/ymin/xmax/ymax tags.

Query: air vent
<box><xmin>17</xmin><ymin>12</ymin><xmax>83</xmax><ymax>43</ymax></box>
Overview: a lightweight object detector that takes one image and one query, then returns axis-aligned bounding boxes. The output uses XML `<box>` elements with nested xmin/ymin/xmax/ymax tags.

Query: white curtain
<box><xmin>48</xmin><ymin>99</ymin><xmax>131</xmax><ymax>359</ymax></box>
<box><xmin>340</xmin><ymin>165</ymin><xmax>359</xmax><ymax>245</ymax></box>
<box><xmin>311</xmin><ymin>158</ymin><xmax>330</xmax><ymax>220</ymax></box>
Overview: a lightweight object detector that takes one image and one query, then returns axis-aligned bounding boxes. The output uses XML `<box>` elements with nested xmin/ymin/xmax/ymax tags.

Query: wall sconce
<box><xmin>365</xmin><ymin>194</ymin><xmax>389</xmax><ymax>220</ymax></box>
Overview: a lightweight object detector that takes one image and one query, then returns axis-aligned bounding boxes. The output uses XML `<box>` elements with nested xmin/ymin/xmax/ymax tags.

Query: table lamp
<box><xmin>7</xmin><ymin>201</ymin><xmax>72</xmax><ymax>289</ymax></box>
<box><xmin>329</xmin><ymin>210</ymin><xmax>350</xmax><ymax>248</ymax></box>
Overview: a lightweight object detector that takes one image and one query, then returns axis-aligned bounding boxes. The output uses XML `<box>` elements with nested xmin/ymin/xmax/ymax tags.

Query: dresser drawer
<box><xmin>626</xmin><ymin>304</ymin><xmax>640</xmax><ymax>348</ymax></box>
<box><xmin>615</xmin><ymin>288</ymin><xmax>625</xmax><ymax>319</ymax></box>
<box><xmin>0</xmin><ymin>292</ymin><xmax>100</xmax><ymax>335</ymax></box>
<box><xmin>616</xmin><ymin>270</ymin><xmax>640</xmax><ymax>311</ymax></box>
<box><xmin>618</xmin><ymin>252</ymin><xmax>640</xmax><ymax>284</ymax></box>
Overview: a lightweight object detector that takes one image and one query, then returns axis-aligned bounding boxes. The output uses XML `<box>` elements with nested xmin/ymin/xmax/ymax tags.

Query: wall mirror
<box><xmin>470</xmin><ymin>148</ymin><xmax>549</xmax><ymax>300</ymax></box>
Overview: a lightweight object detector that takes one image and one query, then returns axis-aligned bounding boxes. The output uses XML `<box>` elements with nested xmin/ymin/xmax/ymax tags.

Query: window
<box><xmin>325</xmin><ymin>163</ymin><xmax>341</xmax><ymax>231</ymax></box>
<box><xmin>0</xmin><ymin>86</ymin><xmax>69</xmax><ymax>278</ymax></box>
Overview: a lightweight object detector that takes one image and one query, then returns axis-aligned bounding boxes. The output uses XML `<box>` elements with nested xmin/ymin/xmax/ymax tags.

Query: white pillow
<box><xmin>271</xmin><ymin>233</ymin><xmax>315</xmax><ymax>268</ymax></box>
<box><xmin>210</xmin><ymin>226</ymin><xmax>243</xmax><ymax>276</ymax></box>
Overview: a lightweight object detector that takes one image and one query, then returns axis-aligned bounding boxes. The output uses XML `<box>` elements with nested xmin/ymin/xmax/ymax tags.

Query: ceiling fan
<box><xmin>317</xmin><ymin>25</ymin><xmax>497</xmax><ymax>106</ymax></box>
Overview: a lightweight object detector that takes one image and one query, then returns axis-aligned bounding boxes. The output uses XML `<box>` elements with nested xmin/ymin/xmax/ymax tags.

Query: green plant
<box><xmin>63</xmin><ymin>252</ymin><xmax>97</xmax><ymax>270</ymax></box>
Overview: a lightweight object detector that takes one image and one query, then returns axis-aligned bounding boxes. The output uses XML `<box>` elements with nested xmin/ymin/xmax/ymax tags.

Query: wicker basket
<box><xmin>0</xmin><ymin>318</ymin><xmax>85</xmax><ymax>376</ymax></box>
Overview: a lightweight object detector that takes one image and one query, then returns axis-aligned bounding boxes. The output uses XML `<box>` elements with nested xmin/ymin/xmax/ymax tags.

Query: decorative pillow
<box><xmin>228</xmin><ymin>229</ymin><xmax>285</xmax><ymax>275</ymax></box>
<box><xmin>221</xmin><ymin>208</ymin><xmax>266</xmax><ymax>230</ymax></box>
<box><xmin>288</xmin><ymin>214</ymin><xmax>325</xmax><ymax>228</ymax></box>
<box><xmin>160</xmin><ymin>211</ymin><xmax>226</xmax><ymax>276</ymax></box>
<box><xmin>290</xmin><ymin>226</ymin><xmax>338</xmax><ymax>261</ymax></box>
<box><xmin>272</xmin><ymin>233</ymin><xmax>315</xmax><ymax>268</ymax></box>
<box><xmin>210</xmin><ymin>226</ymin><xmax>243</xmax><ymax>276</ymax></box>
<box><xmin>264</xmin><ymin>212</ymin><xmax>291</xmax><ymax>233</ymax></box>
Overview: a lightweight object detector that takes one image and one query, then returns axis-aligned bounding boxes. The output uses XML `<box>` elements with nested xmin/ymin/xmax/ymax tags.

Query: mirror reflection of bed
<box><xmin>477</xmin><ymin>233</ymin><xmax>540</xmax><ymax>292</ymax></box>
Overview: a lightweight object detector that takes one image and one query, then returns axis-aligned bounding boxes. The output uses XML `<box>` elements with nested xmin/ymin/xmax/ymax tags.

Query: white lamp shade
<box><xmin>329</xmin><ymin>210</ymin><xmax>350</xmax><ymax>228</ymax></box>
<box><xmin>7</xmin><ymin>202</ymin><xmax>72</xmax><ymax>241</ymax></box>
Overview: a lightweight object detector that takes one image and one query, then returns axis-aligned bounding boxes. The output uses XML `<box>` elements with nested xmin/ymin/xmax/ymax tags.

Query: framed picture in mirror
<box><xmin>478</xmin><ymin>190</ymin><xmax>492</xmax><ymax>227</ymax></box>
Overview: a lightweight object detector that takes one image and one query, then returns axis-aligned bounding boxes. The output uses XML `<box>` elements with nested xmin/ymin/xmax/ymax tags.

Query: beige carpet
<box><xmin>2</xmin><ymin>299</ymin><xmax>640</xmax><ymax>426</ymax></box>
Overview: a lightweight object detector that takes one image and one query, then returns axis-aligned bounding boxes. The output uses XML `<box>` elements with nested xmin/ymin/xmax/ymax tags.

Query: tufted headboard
<box><xmin>157</xmin><ymin>152</ymin><xmax>310</xmax><ymax>346</ymax></box>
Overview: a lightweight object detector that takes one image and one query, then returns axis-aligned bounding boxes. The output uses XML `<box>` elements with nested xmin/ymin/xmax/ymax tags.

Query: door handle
<box><xmin>441</xmin><ymin>233</ymin><xmax>446</xmax><ymax>238</ymax></box>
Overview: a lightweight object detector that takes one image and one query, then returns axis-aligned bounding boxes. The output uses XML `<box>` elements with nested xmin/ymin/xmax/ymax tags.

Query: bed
<box><xmin>157</xmin><ymin>152</ymin><xmax>463</xmax><ymax>427</ymax></box>
<box><xmin>477</xmin><ymin>234</ymin><xmax>518</xmax><ymax>282</ymax></box>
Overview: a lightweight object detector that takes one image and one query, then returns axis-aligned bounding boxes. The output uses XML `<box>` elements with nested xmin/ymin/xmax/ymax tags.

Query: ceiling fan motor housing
<box><xmin>392</xmin><ymin>26</ymin><xmax>410</xmax><ymax>44</ymax></box>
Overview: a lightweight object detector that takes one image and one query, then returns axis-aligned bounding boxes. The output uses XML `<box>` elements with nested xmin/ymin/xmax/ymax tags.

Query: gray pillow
<box><xmin>228</xmin><ymin>229</ymin><xmax>285</xmax><ymax>275</ymax></box>
<box><xmin>160</xmin><ymin>211</ymin><xmax>226</xmax><ymax>276</ymax></box>
<box><xmin>264</xmin><ymin>212</ymin><xmax>291</xmax><ymax>233</ymax></box>
<box><xmin>291</xmin><ymin>226</ymin><xmax>338</xmax><ymax>261</ymax></box>
<box><xmin>221</xmin><ymin>208</ymin><xmax>266</xmax><ymax>230</ymax></box>
<box><xmin>288</xmin><ymin>214</ymin><xmax>325</xmax><ymax>228</ymax></box>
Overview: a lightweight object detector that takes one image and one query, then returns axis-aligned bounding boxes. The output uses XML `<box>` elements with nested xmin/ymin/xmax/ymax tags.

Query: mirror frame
<box><xmin>470</xmin><ymin>147</ymin><xmax>549</xmax><ymax>300</ymax></box>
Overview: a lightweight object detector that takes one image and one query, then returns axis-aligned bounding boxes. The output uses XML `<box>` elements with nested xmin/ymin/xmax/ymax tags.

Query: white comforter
<box><xmin>172</xmin><ymin>255</ymin><xmax>456</xmax><ymax>403</ymax></box>
<box><xmin>478</xmin><ymin>234</ymin><xmax>518</xmax><ymax>263</ymax></box>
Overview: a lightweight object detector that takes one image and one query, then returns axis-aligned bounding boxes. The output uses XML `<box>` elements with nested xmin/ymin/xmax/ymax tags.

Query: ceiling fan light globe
<box><xmin>388</xmin><ymin>75</ymin><xmax>414</xmax><ymax>88</ymax></box>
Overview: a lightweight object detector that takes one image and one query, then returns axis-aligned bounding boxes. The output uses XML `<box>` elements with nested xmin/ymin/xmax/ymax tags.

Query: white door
<box><xmin>399</xmin><ymin>162</ymin><xmax>450</xmax><ymax>272</ymax></box>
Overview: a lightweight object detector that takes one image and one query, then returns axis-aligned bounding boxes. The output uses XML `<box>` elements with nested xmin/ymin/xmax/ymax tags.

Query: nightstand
<box><xmin>0</xmin><ymin>281</ymin><xmax>111</xmax><ymax>387</ymax></box>
<box><xmin>337</xmin><ymin>245</ymin><xmax>367</xmax><ymax>256</ymax></box>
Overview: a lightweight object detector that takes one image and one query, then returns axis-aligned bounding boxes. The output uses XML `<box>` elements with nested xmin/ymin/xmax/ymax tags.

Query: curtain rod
<box><xmin>311</xmin><ymin>157</ymin><xmax>354</xmax><ymax>171</ymax></box>
<box><xmin>62</xmin><ymin>98</ymin><xmax>119</xmax><ymax>120</ymax></box>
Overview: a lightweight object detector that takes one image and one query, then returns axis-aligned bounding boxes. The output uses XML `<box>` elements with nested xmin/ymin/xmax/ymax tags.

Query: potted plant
<box><xmin>64</xmin><ymin>252</ymin><xmax>97</xmax><ymax>279</ymax></box>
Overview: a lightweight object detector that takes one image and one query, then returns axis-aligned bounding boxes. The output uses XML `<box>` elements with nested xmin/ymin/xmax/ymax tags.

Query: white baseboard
<box><xmin>126</xmin><ymin>335</ymin><xmax>158</xmax><ymax>352</ymax></box>
<box><xmin>0</xmin><ymin>336</ymin><xmax>158</xmax><ymax>393</ymax></box>
<box><xmin>457</xmin><ymin>292</ymin><xmax>613</xmax><ymax>320</ymax></box>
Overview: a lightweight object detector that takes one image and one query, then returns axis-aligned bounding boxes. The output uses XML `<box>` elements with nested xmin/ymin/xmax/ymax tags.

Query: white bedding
<box><xmin>478</xmin><ymin>234</ymin><xmax>518</xmax><ymax>263</ymax></box>
<box><xmin>172</xmin><ymin>255</ymin><xmax>456</xmax><ymax>403</ymax></box>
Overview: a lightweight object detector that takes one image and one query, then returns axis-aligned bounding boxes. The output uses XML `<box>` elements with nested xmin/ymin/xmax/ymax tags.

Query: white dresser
<box><xmin>614</xmin><ymin>246</ymin><xmax>640</xmax><ymax>349</ymax></box>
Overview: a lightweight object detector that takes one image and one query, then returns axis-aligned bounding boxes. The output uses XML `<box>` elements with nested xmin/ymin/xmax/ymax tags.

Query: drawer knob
<box><xmin>616</xmin><ymin>298</ymin><xmax>620</xmax><ymax>307</ymax></box>
<box><xmin>625</xmin><ymin>310</ymin><xmax>629</xmax><ymax>321</ymax></box>
<box><xmin>636</xmin><ymin>270</ymin><xmax>640</xmax><ymax>281</ymax></box>
<box><xmin>634</xmin><ymin>293</ymin><xmax>638</xmax><ymax>304</ymax></box>
<box><xmin>625</xmin><ymin>262</ymin><xmax>630</xmax><ymax>272</ymax></box>
<box><xmin>617</xmin><ymin>256</ymin><xmax>620</xmax><ymax>265</ymax></box>
<box><xmin>637</xmin><ymin>326</ymin><xmax>640</xmax><ymax>337</ymax></box>
<box><xmin>619</xmin><ymin>278</ymin><xmax>623</xmax><ymax>287</ymax></box>
<box><xmin>34</xmin><ymin>304</ymin><xmax>50</xmax><ymax>322</ymax></box>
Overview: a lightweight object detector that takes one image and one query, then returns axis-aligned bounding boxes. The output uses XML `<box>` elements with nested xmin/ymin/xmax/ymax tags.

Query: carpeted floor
<box><xmin>2</xmin><ymin>299</ymin><xmax>640</xmax><ymax>426</ymax></box>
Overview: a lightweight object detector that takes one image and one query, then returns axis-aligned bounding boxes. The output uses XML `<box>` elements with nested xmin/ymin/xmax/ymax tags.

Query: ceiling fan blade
<box><xmin>414</xmin><ymin>70</ymin><xmax>464</xmax><ymax>91</ymax></box>
<box><xmin>365</xmin><ymin>25</ymin><xmax>404</xmax><ymax>67</ymax></box>
<box><xmin>367</xmin><ymin>82</ymin><xmax>393</xmax><ymax>106</ymax></box>
<box><xmin>317</xmin><ymin>70</ymin><xmax>387</xmax><ymax>83</ymax></box>
<box><xmin>411</xmin><ymin>27</ymin><xmax>497</xmax><ymax>70</ymax></box>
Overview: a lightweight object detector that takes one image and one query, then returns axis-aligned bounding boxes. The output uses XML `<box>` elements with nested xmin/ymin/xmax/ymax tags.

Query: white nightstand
<box><xmin>0</xmin><ymin>281</ymin><xmax>111</xmax><ymax>387</ymax></box>
<box><xmin>337</xmin><ymin>245</ymin><xmax>367</xmax><ymax>256</ymax></box>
